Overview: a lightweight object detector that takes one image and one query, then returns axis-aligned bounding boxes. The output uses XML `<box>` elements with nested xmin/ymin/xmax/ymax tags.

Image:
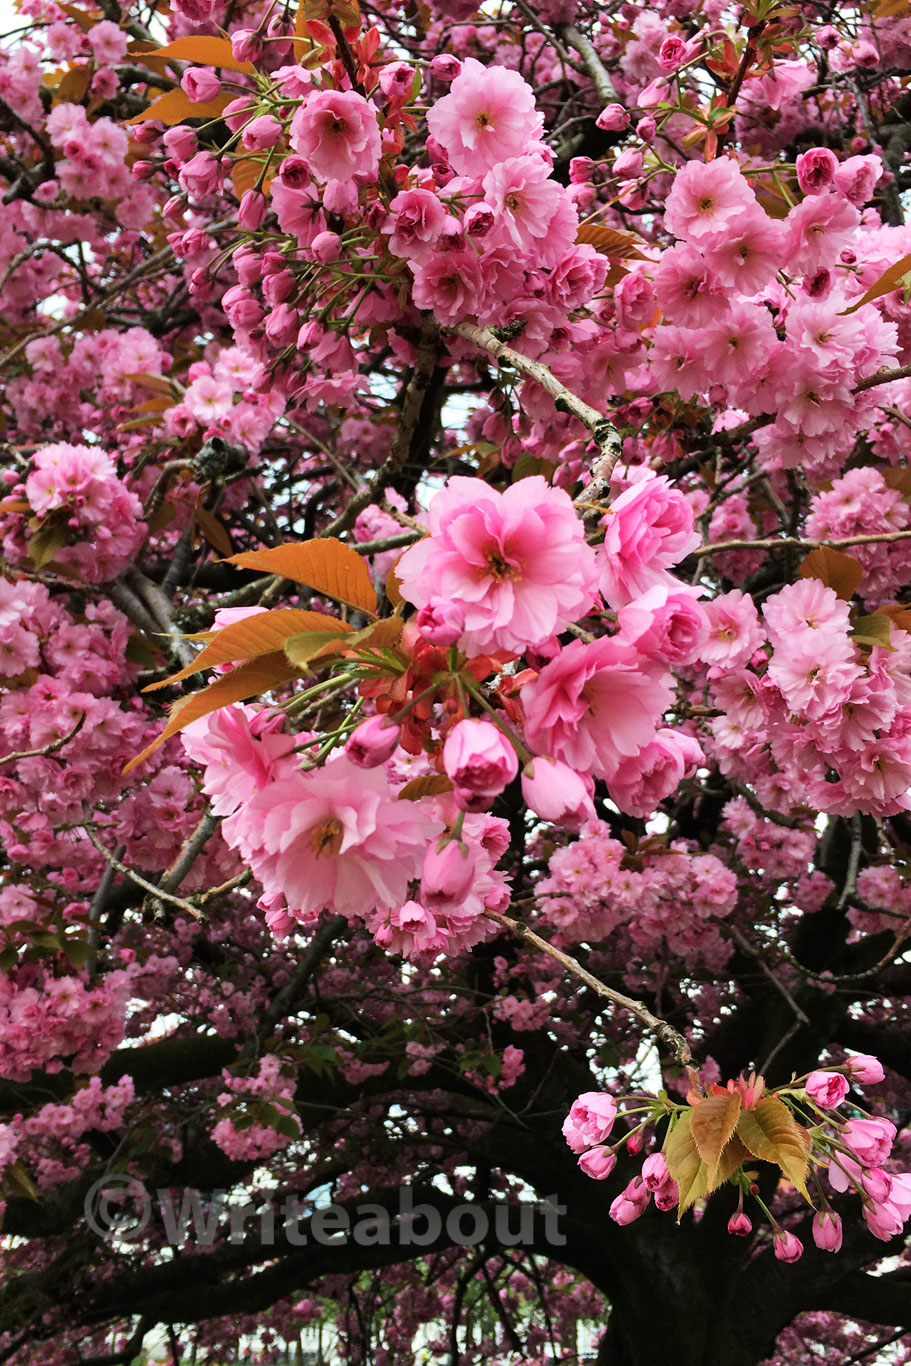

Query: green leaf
<box><xmin>662</xmin><ymin>1110</ymin><xmax>708</xmax><ymax>1218</ymax></box>
<box><xmin>690</xmin><ymin>1091</ymin><xmax>742</xmax><ymax>1191</ymax></box>
<box><xmin>851</xmin><ymin>613</ymin><xmax>894</xmax><ymax>650</ymax></box>
<box><xmin>735</xmin><ymin>1098</ymin><xmax>811</xmax><ymax>1200</ymax></box>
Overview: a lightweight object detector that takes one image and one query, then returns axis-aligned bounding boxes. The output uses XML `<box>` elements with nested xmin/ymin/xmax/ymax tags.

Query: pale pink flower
<box><xmin>226</xmin><ymin>757</ymin><xmax>443</xmax><ymax>922</ymax></box>
<box><xmin>371</xmin><ymin>900</ymin><xmax>445</xmax><ymax>958</ymax></box>
<box><xmin>785</xmin><ymin>192</ymin><xmax>860</xmax><ymax>273</ymax></box>
<box><xmin>845</xmin><ymin>1054</ymin><xmax>885</xmax><ymax>1084</ymax></box>
<box><xmin>812</xmin><ymin>1210</ymin><xmax>842</xmax><ymax>1252</ymax></box>
<box><xmin>562</xmin><ymin>1091</ymin><xmax>617</xmax><ymax>1152</ymax></box>
<box><xmin>426</xmin><ymin>57</ymin><xmax>544</xmax><ymax>177</ymax></box>
<box><xmin>773</xmin><ymin>1229</ymin><xmax>803</xmax><ymax>1262</ymax></box>
<box><xmin>520</xmin><ymin>758</ymin><xmax>595</xmax><ymax>832</ymax></box>
<box><xmin>796</xmin><ymin>147</ymin><xmax>838</xmax><ymax>194</ymax></box>
<box><xmin>843</xmin><ymin>1117</ymin><xmax>896</xmax><ymax>1167</ymax></box>
<box><xmin>805</xmin><ymin>1070</ymin><xmax>849</xmax><ymax>1107</ymax></box>
<box><xmin>707</xmin><ymin>207</ymin><xmax>785</xmax><ymax>293</ymax></box>
<box><xmin>609</xmin><ymin>1176</ymin><xmax>650</xmax><ymax>1225</ymax></box>
<box><xmin>579</xmin><ymin>1146</ymin><xmax>616</xmax><ymax>1179</ymax></box>
<box><xmin>383</xmin><ymin>189</ymin><xmax>448</xmax><ymax>262</ymax></box>
<box><xmin>409</xmin><ymin>248</ymin><xmax>484</xmax><ymax>325</ymax></box>
<box><xmin>289</xmin><ymin>90</ymin><xmax>381</xmax><ymax>182</ymax></box>
<box><xmin>833</xmin><ymin>154</ymin><xmax>882</xmax><ymax>205</ymax></box>
<box><xmin>608</xmin><ymin>728</ymin><xmax>703</xmax><ymax>818</ymax></box>
<box><xmin>181</xmin><ymin>704</ymin><xmax>298</xmax><ymax>818</ymax></box>
<box><xmin>663</xmin><ymin>157</ymin><xmax>756</xmax><ymax>246</ymax></box>
<box><xmin>762</xmin><ymin>578</ymin><xmax>852</xmax><ymax>650</ymax></box>
<box><xmin>396</xmin><ymin>475</ymin><xmax>598</xmax><ymax>655</ymax></box>
<box><xmin>416</xmin><ymin>597</ymin><xmax>465</xmax><ymax>647</ymax></box>
<box><xmin>443</xmin><ymin>718</ymin><xmax>518</xmax><ymax>811</ymax></box>
<box><xmin>522</xmin><ymin>637</ymin><xmax>674</xmax><ymax>781</ymax></box>
<box><xmin>617</xmin><ymin>585</ymin><xmax>708</xmax><ymax>666</ymax></box>
<box><xmin>345</xmin><ymin>715</ymin><xmax>400</xmax><ymax>768</ymax></box>
<box><xmin>653</xmin><ymin>244</ymin><xmax>731</xmax><ymax>327</ymax></box>
<box><xmin>483</xmin><ymin>155</ymin><xmax>577</xmax><ymax>263</ymax></box>
<box><xmin>701</xmin><ymin>590</ymin><xmax>765</xmax><ymax>668</ymax></box>
<box><xmin>599</xmin><ymin>472</ymin><xmax>700</xmax><ymax>609</ymax></box>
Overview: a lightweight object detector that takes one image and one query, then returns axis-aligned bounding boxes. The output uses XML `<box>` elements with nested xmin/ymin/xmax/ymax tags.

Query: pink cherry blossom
<box><xmin>426</xmin><ymin>58</ymin><xmax>544</xmax><ymax>177</ymax></box>
<box><xmin>562</xmin><ymin>1091</ymin><xmax>618</xmax><ymax>1152</ymax></box>
<box><xmin>396</xmin><ymin>475</ymin><xmax>598</xmax><ymax>656</ymax></box>
<box><xmin>663</xmin><ymin>157</ymin><xmax>757</xmax><ymax>246</ymax></box>
<box><xmin>522</xmin><ymin>637</ymin><xmax>674</xmax><ymax>781</ymax></box>
<box><xmin>289</xmin><ymin>90</ymin><xmax>381</xmax><ymax>182</ymax></box>
<box><xmin>805</xmin><ymin>1070</ymin><xmax>849</xmax><ymax>1107</ymax></box>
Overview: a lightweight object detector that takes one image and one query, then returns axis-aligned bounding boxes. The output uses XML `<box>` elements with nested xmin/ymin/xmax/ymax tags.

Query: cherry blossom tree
<box><xmin>0</xmin><ymin>0</ymin><xmax>910</xmax><ymax>1363</ymax></box>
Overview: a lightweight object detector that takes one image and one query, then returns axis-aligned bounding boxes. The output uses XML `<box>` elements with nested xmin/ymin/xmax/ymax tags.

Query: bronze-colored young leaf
<box><xmin>798</xmin><ymin>546</ymin><xmax>863</xmax><ymax>601</ymax></box>
<box><xmin>398</xmin><ymin>774</ymin><xmax>453</xmax><ymax>801</ymax></box>
<box><xmin>4</xmin><ymin>1161</ymin><xmax>38</xmax><ymax>1201</ymax></box>
<box><xmin>194</xmin><ymin>507</ymin><xmax>234</xmax><ymax>557</ymax></box>
<box><xmin>124</xmin><ymin>652</ymin><xmax>300</xmax><ymax>774</ymax></box>
<box><xmin>850</xmin><ymin>613</ymin><xmax>894</xmax><ymax>650</ymax></box>
<box><xmin>150</xmin><ymin>35</ymin><xmax>256</xmax><ymax>73</ymax></box>
<box><xmin>711</xmin><ymin>1134</ymin><xmax>752</xmax><ymax>1192</ymax></box>
<box><xmin>144</xmin><ymin>609</ymin><xmax>350</xmax><ymax>692</ymax></box>
<box><xmin>663</xmin><ymin>1110</ymin><xmax>708</xmax><ymax>1217</ymax></box>
<box><xmin>127</xmin><ymin>88</ymin><xmax>233</xmax><ymax>125</ymax></box>
<box><xmin>690</xmin><ymin>1090</ymin><xmax>742</xmax><ymax>1190</ymax></box>
<box><xmin>227</xmin><ymin>539</ymin><xmax>377</xmax><ymax>615</ymax></box>
<box><xmin>283</xmin><ymin>615</ymin><xmax>401</xmax><ymax>667</ymax></box>
<box><xmin>735</xmin><ymin>1098</ymin><xmax>812</xmax><ymax>1201</ymax></box>
<box><xmin>576</xmin><ymin>224</ymin><xmax>646</xmax><ymax>260</ymax></box>
<box><xmin>839</xmin><ymin>253</ymin><xmax>911</xmax><ymax>316</ymax></box>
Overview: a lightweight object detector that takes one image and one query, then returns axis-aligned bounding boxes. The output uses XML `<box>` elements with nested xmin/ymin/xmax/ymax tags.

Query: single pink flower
<box><xmin>796</xmin><ymin>147</ymin><xmax>838</xmax><ymax>195</ymax></box>
<box><xmin>426</xmin><ymin>57</ymin><xmax>543</xmax><ymax>177</ymax></box>
<box><xmin>409</xmin><ymin>248</ymin><xmax>484</xmax><ymax>325</ymax></box>
<box><xmin>609</xmin><ymin>1176</ymin><xmax>650</xmax><ymax>1225</ymax></box>
<box><xmin>289</xmin><ymin>89</ymin><xmax>381</xmax><ymax>182</ymax></box>
<box><xmin>483</xmin><ymin>155</ymin><xmax>577</xmax><ymax>263</ymax></box>
<box><xmin>224</xmin><ymin>757</ymin><xmax>443</xmax><ymax>923</ymax></box>
<box><xmin>843</xmin><ymin>1117</ymin><xmax>896</xmax><ymax>1167</ymax></box>
<box><xmin>443</xmin><ymin>718</ymin><xmax>518</xmax><ymax>812</ymax></box>
<box><xmin>579</xmin><ymin>1145</ymin><xmax>616</xmax><ymax>1180</ymax></box>
<box><xmin>773</xmin><ymin>1229</ymin><xmax>803</xmax><ymax>1263</ymax></box>
<box><xmin>345</xmin><ymin>715</ymin><xmax>401</xmax><ymax>768</ymax></box>
<box><xmin>812</xmin><ymin>1210</ymin><xmax>843</xmax><ymax>1251</ymax></box>
<box><xmin>396</xmin><ymin>475</ymin><xmax>598</xmax><ymax>655</ymax></box>
<box><xmin>520</xmin><ymin>758</ymin><xmax>595</xmax><ymax>832</ymax></box>
<box><xmin>805</xmin><ymin>1070</ymin><xmax>849</xmax><ymax>1108</ymax></box>
<box><xmin>562</xmin><ymin>1092</ymin><xmax>618</xmax><ymax>1152</ymax></box>
<box><xmin>598</xmin><ymin>473</ymin><xmax>700</xmax><ymax>609</ymax></box>
<box><xmin>663</xmin><ymin>157</ymin><xmax>756</xmax><ymax>246</ymax></box>
<box><xmin>845</xmin><ymin>1053</ymin><xmax>885</xmax><ymax>1085</ymax></box>
<box><xmin>522</xmin><ymin>637</ymin><xmax>674</xmax><ymax>781</ymax></box>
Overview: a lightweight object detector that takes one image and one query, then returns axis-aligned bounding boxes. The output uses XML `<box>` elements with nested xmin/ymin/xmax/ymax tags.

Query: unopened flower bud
<box><xmin>345</xmin><ymin>715</ymin><xmax>400</xmax><ymax>768</ymax></box>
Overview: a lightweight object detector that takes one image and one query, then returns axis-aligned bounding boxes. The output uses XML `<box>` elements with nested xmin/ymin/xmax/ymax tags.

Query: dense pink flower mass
<box><xmin>5</xmin><ymin>3</ymin><xmax>911</xmax><ymax>1360</ymax></box>
<box><xmin>396</xmin><ymin>476</ymin><xmax>598</xmax><ymax>654</ymax></box>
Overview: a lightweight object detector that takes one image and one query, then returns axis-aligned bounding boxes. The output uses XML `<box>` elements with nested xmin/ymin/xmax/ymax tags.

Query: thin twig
<box><xmin>691</xmin><ymin>530</ymin><xmax>911</xmax><ymax>559</ymax></box>
<box><xmin>453</xmin><ymin>322</ymin><xmax>622</xmax><ymax>475</ymax></box>
<box><xmin>484</xmin><ymin>909</ymin><xmax>693</xmax><ymax>1066</ymax></box>
<box><xmin>82</xmin><ymin>827</ymin><xmax>204</xmax><ymax>920</ymax></box>
<box><xmin>0</xmin><ymin>712</ymin><xmax>85</xmax><ymax>766</ymax></box>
